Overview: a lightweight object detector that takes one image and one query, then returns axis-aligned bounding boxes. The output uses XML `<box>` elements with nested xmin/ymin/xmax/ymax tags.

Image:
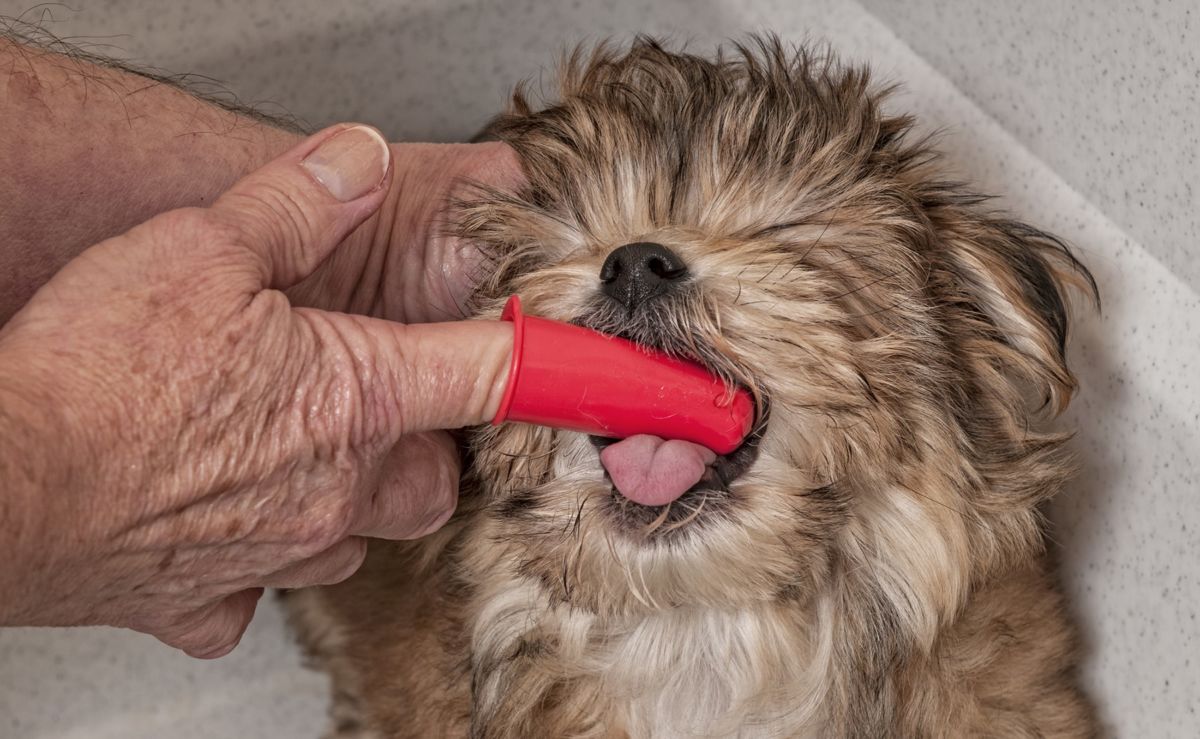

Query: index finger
<box><xmin>300</xmin><ymin>308</ymin><xmax>514</xmax><ymax>438</ymax></box>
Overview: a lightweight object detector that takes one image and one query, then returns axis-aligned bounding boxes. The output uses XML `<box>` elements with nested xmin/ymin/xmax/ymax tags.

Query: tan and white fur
<box><xmin>288</xmin><ymin>37</ymin><xmax>1098</xmax><ymax>738</ymax></box>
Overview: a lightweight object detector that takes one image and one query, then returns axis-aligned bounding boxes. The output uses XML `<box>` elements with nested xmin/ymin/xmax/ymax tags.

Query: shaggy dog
<box><xmin>288</xmin><ymin>37</ymin><xmax>1097</xmax><ymax>738</ymax></box>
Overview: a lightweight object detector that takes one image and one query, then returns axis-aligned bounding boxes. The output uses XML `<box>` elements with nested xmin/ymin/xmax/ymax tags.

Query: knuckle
<box><xmin>150</xmin><ymin>207</ymin><xmax>238</xmax><ymax>249</ymax></box>
<box><xmin>140</xmin><ymin>207</ymin><xmax>254</xmax><ymax>287</ymax></box>
<box><xmin>232</xmin><ymin>185</ymin><xmax>319</xmax><ymax>251</ymax></box>
<box><xmin>163</xmin><ymin>612</ymin><xmax>226</xmax><ymax>658</ymax></box>
<box><xmin>423</xmin><ymin>433</ymin><xmax>461</xmax><ymax>502</ymax></box>
<box><xmin>418</xmin><ymin>436</ymin><xmax>461</xmax><ymax>527</ymax></box>
<box><xmin>385</xmin><ymin>434</ymin><xmax>460</xmax><ymax>536</ymax></box>
<box><xmin>192</xmin><ymin>637</ymin><xmax>237</xmax><ymax>660</ymax></box>
<box><xmin>151</xmin><ymin>206</ymin><xmax>216</xmax><ymax>237</ymax></box>
<box><xmin>146</xmin><ymin>595</ymin><xmax>259</xmax><ymax>659</ymax></box>
<box><xmin>399</xmin><ymin>455</ymin><xmax>459</xmax><ymax>539</ymax></box>
<box><xmin>429</xmin><ymin>479</ymin><xmax>459</xmax><ymax>523</ymax></box>
<box><xmin>327</xmin><ymin>538</ymin><xmax>368</xmax><ymax>584</ymax></box>
<box><xmin>327</xmin><ymin>314</ymin><xmax>403</xmax><ymax>446</ymax></box>
<box><xmin>134</xmin><ymin>209</ymin><xmax>210</xmax><ymax>260</ymax></box>
<box><xmin>427</xmin><ymin>461</ymin><xmax>459</xmax><ymax>517</ymax></box>
<box><xmin>292</xmin><ymin>501</ymin><xmax>355</xmax><ymax>556</ymax></box>
<box><xmin>292</xmin><ymin>312</ymin><xmax>368</xmax><ymax>446</ymax></box>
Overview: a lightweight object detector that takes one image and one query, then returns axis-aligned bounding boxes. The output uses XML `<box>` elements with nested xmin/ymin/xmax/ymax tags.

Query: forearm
<box><xmin>0</xmin><ymin>37</ymin><xmax>302</xmax><ymax>323</ymax></box>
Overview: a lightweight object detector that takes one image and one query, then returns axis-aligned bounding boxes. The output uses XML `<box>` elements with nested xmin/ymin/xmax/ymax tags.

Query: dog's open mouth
<box><xmin>590</xmin><ymin>422</ymin><xmax>763</xmax><ymax>498</ymax></box>
<box><xmin>585</xmin><ymin>354</ymin><xmax>765</xmax><ymax>531</ymax></box>
<box><xmin>589</xmin><ymin>424</ymin><xmax>763</xmax><ymax>531</ymax></box>
<box><xmin>573</xmin><ymin>310</ymin><xmax>766</xmax><ymax>530</ymax></box>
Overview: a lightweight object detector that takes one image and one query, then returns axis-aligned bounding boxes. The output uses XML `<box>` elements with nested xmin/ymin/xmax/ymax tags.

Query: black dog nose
<box><xmin>599</xmin><ymin>242</ymin><xmax>688</xmax><ymax>310</ymax></box>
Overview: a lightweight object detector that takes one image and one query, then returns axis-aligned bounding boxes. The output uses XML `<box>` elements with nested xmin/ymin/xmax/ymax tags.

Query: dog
<box><xmin>287</xmin><ymin>37</ymin><xmax>1098</xmax><ymax>738</ymax></box>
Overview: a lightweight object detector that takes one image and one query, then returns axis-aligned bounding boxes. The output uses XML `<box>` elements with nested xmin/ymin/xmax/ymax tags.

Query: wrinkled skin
<box><xmin>0</xmin><ymin>126</ymin><xmax>515</xmax><ymax>658</ymax></box>
<box><xmin>286</xmin><ymin>141</ymin><xmax>522</xmax><ymax>324</ymax></box>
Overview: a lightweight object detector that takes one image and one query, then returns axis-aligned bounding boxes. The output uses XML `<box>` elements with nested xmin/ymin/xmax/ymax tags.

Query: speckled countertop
<box><xmin>859</xmin><ymin>0</ymin><xmax>1200</xmax><ymax>294</ymax></box>
<box><xmin>0</xmin><ymin>1</ymin><xmax>1196</xmax><ymax>737</ymax></box>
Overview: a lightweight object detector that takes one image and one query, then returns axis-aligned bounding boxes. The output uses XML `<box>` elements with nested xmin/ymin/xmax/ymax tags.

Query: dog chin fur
<box><xmin>287</xmin><ymin>36</ymin><xmax>1098</xmax><ymax>738</ymax></box>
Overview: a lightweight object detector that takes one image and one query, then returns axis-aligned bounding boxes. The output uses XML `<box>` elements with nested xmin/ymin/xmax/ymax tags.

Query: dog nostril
<box><xmin>599</xmin><ymin>242</ymin><xmax>688</xmax><ymax>310</ymax></box>
<box><xmin>647</xmin><ymin>256</ymin><xmax>686</xmax><ymax>280</ymax></box>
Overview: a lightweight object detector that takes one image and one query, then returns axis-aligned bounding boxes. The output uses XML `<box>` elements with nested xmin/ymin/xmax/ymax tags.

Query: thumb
<box><xmin>211</xmin><ymin>124</ymin><xmax>393</xmax><ymax>288</ymax></box>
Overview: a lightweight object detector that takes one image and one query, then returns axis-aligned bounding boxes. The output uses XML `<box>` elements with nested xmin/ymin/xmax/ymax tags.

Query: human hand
<box><xmin>0</xmin><ymin>125</ymin><xmax>513</xmax><ymax>658</ymax></box>
<box><xmin>286</xmin><ymin>140</ymin><xmax>522</xmax><ymax>323</ymax></box>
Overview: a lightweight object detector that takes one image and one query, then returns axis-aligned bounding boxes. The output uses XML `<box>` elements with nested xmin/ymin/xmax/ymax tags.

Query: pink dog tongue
<box><xmin>599</xmin><ymin>435</ymin><xmax>717</xmax><ymax>507</ymax></box>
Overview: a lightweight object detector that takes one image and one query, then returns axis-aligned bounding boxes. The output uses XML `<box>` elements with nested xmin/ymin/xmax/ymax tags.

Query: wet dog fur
<box><xmin>287</xmin><ymin>37</ymin><xmax>1098</xmax><ymax>738</ymax></box>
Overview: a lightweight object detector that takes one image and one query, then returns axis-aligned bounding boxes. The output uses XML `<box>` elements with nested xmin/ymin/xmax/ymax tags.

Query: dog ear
<box><xmin>931</xmin><ymin>211</ymin><xmax>1097</xmax><ymax>415</ymax></box>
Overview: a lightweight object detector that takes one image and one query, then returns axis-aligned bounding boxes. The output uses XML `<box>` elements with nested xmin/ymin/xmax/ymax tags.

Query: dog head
<box><xmin>453</xmin><ymin>37</ymin><xmax>1094</xmax><ymax>642</ymax></box>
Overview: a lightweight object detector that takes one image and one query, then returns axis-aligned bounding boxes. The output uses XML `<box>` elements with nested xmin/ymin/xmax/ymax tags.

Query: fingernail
<box><xmin>302</xmin><ymin>126</ymin><xmax>390</xmax><ymax>201</ymax></box>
